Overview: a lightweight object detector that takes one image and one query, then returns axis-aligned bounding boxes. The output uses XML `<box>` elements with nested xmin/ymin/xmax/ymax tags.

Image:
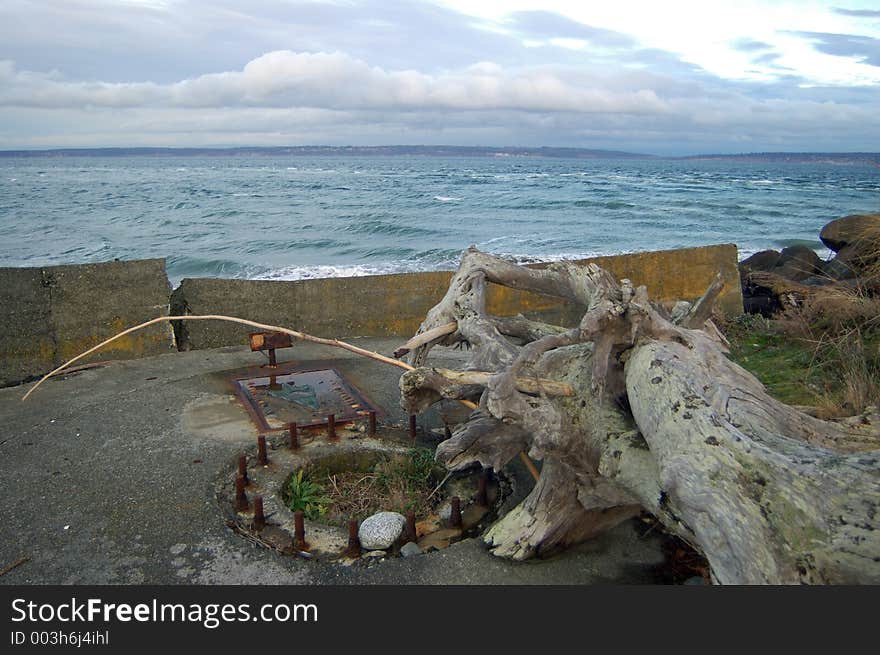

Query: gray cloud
<box><xmin>790</xmin><ymin>31</ymin><xmax>880</xmax><ymax>66</ymax></box>
<box><xmin>833</xmin><ymin>8</ymin><xmax>880</xmax><ymax>18</ymax></box>
<box><xmin>505</xmin><ymin>10</ymin><xmax>636</xmax><ymax>47</ymax></box>
<box><xmin>0</xmin><ymin>1</ymin><xmax>877</xmax><ymax>154</ymax></box>
<box><xmin>0</xmin><ymin>53</ymin><xmax>671</xmax><ymax>114</ymax></box>
<box><xmin>751</xmin><ymin>52</ymin><xmax>787</xmax><ymax>67</ymax></box>
<box><xmin>731</xmin><ymin>38</ymin><xmax>774</xmax><ymax>52</ymax></box>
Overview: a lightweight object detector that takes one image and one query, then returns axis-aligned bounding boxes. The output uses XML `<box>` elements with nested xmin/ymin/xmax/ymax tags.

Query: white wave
<box><xmin>433</xmin><ymin>195</ymin><xmax>461</xmax><ymax>202</ymax></box>
<box><xmin>254</xmin><ymin>263</ymin><xmax>407</xmax><ymax>281</ymax></box>
<box><xmin>737</xmin><ymin>245</ymin><xmax>832</xmax><ymax>261</ymax></box>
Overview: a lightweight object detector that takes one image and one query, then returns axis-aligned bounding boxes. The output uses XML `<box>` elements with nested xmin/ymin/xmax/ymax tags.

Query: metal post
<box><xmin>234</xmin><ymin>474</ymin><xmax>248</xmax><ymax>512</ymax></box>
<box><xmin>237</xmin><ymin>454</ymin><xmax>249</xmax><ymax>486</ymax></box>
<box><xmin>294</xmin><ymin>510</ymin><xmax>306</xmax><ymax>550</ymax></box>
<box><xmin>368</xmin><ymin>411</ymin><xmax>377</xmax><ymax>437</ymax></box>
<box><xmin>346</xmin><ymin>519</ymin><xmax>361</xmax><ymax>558</ymax></box>
<box><xmin>289</xmin><ymin>422</ymin><xmax>299</xmax><ymax>450</ymax></box>
<box><xmin>409</xmin><ymin>414</ymin><xmax>417</xmax><ymax>440</ymax></box>
<box><xmin>257</xmin><ymin>435</ymin><xmax>268</xmax><ymax>466</ymax></box>
<box><xmin>405</xmin><ymin>511</ymin><xmax>417</xmax><ymax>543</ymax></box>
<box><xmin>327</xmin><ymin>414</ymin><xmax>336</xmax><ymax>440</ymax></box>
<box><xmin>450</xmin><ymin>496</ymin><xmax>462</xmax><ymax>528</ymax></box>
<box><xmin>253</xmin><ymin>496</ymin><xmax>265</xmax><ymax>530</ymax></box>
<box><xmin>477</xmin><ymin>470</ymin><xmax>488</xmax><ymax>506</ymax></box>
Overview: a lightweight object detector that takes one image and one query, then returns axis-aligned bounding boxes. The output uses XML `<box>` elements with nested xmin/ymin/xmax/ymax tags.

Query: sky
<box><xmin>0</xmin><ymin>0</ymin><xmax>879</xmax><ymax>154</ymax></box>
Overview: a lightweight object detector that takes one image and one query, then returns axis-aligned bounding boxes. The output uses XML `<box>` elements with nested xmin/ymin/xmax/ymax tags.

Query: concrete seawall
<box><xmin>0</xmin><ymin>244</ymin><xmax>741</xmax><ymax>386</ymax></box>
<box><xmin>0</xmin><ymin>259</ymin><xmax>173</xmax><ymax>386</ymax></box>
<box><xmin>171</xmin><ymin>243</ymin><xmax>742</xmax><ymax>349</ymax></box>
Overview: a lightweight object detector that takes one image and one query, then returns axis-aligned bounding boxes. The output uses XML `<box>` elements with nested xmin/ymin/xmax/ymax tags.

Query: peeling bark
<box><xmin>399</xmin><ymin>247</ymin><xmax>880</xmax><ymax>583</ymax></box>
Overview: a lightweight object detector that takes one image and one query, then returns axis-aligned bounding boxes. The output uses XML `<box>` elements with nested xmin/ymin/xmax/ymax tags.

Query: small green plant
<box><xmin>374</xmin><ymin>448</ymin><xmax>436</xmax><ymax>514</ymax></box>
<box><xmin>285</xmin><ymin>469</ymin><xmax>331</xmax><ymax>520</ymax></box>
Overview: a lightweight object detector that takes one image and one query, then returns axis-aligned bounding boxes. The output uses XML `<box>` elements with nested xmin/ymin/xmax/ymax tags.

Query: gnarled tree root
<box><xmin>400</xmin><ymin>246</ymin><xmax>880</xmax><ymax>584</ymax></box>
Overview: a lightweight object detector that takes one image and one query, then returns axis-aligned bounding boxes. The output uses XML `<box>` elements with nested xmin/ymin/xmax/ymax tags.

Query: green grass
<box><xmin>724</xmin><ymin>313</ymin><xmax>880</xmax><ymax>414</ymax></box>
<box><xmin>289</xmin><ymin>448</ymin><xmax>439</xmax><ymax>525</ymax></box>
<box><xmin>725</xmin><ymin>315</ymin><xmax>827</xmax><ymax>407</ymax></box>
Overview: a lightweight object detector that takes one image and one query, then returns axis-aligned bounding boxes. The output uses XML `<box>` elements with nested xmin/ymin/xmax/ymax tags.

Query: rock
<box><xmin>819</xmin><ymin>213</ymin><xmax>880</xmax><ymax>252</ymax></box>
<box><xmin>774</xmin><ymin>245</ymin><xmax>822</xmax><ymax>281</ymax></box>
<box><xmin>739</xmin><ymin>249</ymin><xmax>781</xmax><ymax>274</ymax></box>
<box><xmin>400</xmin><ymin>542</ymin><xmax>423</xmax><ymax>558</ymax></box>
<box><xmin>822</xmin><ymin>249</ymin><xmax>857</xmax><ymax>281</ymax></box>
<box><xmin>358</xmin><ymin>511</ymin><xmax>406</xmax><ymax>550</ymax></box>
<box><xmin>362</xmin><ymin>550</ymin><xmax>387</xmax><ymax>559</ymax></box>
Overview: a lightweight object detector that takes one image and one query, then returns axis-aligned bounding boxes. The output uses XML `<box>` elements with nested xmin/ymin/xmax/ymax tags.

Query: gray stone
<box><xmin>361</xmin><ymin>550</ymin><xmax>387</xmax><ymax>559</ymax></box>
<box><xmin>358</xmin><ymin>512</ymin><xmax>406</xmax><ymax>550</ymax></box>
<box><xmin>822</xmin><ymin>254</ymin><xmax>856</xmax><ymax>281</ymax></box>
<box><xmin>400</xmin><ymin>542</ymin><xmax>423</xmax><ymax>558</ymax></box>
<box><xmin>739</xmin><ymin>249</ymin><xmax>781</xmax><ymax>274</ymax></box>
<box><xmin>772</xmin><ymin>245</ymin><xmax>822</xmax><ymax>281</ymax></box>
<box><xmin>820</xmin><ymin>213</ymin><xmax>880</xmax><ymax>252</ymax></box>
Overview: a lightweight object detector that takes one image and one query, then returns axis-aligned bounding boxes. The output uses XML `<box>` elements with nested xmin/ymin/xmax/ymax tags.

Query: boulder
<box><xmin>774</xmin><ymin>245</ymin><xmax>822</xmax><ymax>281</ymax></box>
<box><xmin>358</xmin><ymin>512</ymin><xmax>406</xmax><ymax>550</ymax></box>
<box><xmin>822</xmin><ymin>247</ymin><xmax>858</xmax><ymax>281</ymax></box>
<box><xmin>819</xmin><ymin>213</ymin><xmax>880</xmax><ymax>252</ymax></box>
<box><xmin>739</xmin><ymin>250</ymin><xmax>781</xmax><ymax>274</ymax></box>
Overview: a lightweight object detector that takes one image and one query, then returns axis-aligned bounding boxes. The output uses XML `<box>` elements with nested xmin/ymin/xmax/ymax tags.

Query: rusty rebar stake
<box><xmin>450</xmin><ymin>496</ymin><xmax>462</xmax><ymax>528</ymax></box>
<box><xmin>289</xmin><ymin>422</ymin><xmax>299</xmax><ymax>450</ymax></box>
<box><xmin>409</xmin><ymin>414</ymin><xmax>417</xmax><ymax>440</ymax></box>
<box><xmin>477</xmin><ymin>471</ymin><xmax>489</xmax><ymax>506</ymax></box>
<box><xmin>368</xmin><ymin>411</ymin><xmax>376</xmax><ymax>437</ymax></box>
<box><xmin>346</xmin><ymin>519</ymin><xmax>361</xmax><ymax>558</ymax></box>
<box><xmin>252</xmin><ymin>496</ymin><xmax>266</xmax><ymax>530</ymax></box>
<box><xmin>294</xmin><ymin>510</ymin><xmax>306</xmax><ymax>550</ymax></box>
<box><xmin>257</xmin><ymin>435</ymin><xmax>269</xmax><ymax>466</ymax></box>
<box><xmin>405</xmin><ymin>511</ymin><xmax>417</xmax><ymax>543</ymax></box>
<box><xmin>327</xmin><ymin>414</ymin><xmax>337</xmax><ymax>440</ymax></box>
<box><xmin>237</xmin><ymin>454</ymin><xmax>249</xmax><ymax>486</ymax></box>
<box><xmin>234</xmin><ymin>474</ymin><xmax>249</xmax><ymax>512</ymax></box>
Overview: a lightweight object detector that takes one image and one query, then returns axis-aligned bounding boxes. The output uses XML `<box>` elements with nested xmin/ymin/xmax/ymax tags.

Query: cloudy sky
<box><xmin>1</xmin><ymin>0</ymin><xmax>878</xmax><ymax>154</ymax></box>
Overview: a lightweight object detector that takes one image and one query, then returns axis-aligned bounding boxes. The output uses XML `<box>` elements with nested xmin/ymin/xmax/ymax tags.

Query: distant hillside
<box><xmin>2</xmin><ymin>146</ymin><xmax>877</xmax><ymax>165</ymax></box>
<box><xmin>0</xmin><ymin>145</ymin><xmax>653</xmax><ymax>159</ymax></box>
<box><xmin>679</xmin><ymin>152</ymin><xmax>880</xmax><ymax>166</ymax></box>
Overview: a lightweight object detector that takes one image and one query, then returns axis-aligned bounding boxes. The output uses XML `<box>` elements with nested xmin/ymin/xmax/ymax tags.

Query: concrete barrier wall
<box><xmin>0</xmin><ymin>245</ymin><xmax>741</xmax><ymax>385</ymax></box>
<box><xmin>0</xmin><ymin>259</ymin><xmax>174</xmax><ymax>386</ymax></box>
<box><xmin>172</xmin><ymin>243</ymin><xmax>742</xmax><ymax>349</ymax></box>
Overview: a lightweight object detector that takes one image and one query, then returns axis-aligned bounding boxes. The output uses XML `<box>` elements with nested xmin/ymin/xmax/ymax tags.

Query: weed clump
<box><xmin>284</xmin><ymin>448</ymin><xmax>438</xmax><ymax>526</ymax></box>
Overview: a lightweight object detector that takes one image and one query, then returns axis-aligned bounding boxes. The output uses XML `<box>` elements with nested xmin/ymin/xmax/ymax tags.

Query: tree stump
<box><xmin>398</xmin><ymin>247</ymin><xmax>880</xmax><ymax>584</ymax></box>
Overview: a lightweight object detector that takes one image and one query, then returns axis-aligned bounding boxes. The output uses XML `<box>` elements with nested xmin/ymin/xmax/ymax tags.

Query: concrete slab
<box><xmin>0</xmin><ymin>337</ymin><xmax>665</xmax><ymax>585</ymax></box>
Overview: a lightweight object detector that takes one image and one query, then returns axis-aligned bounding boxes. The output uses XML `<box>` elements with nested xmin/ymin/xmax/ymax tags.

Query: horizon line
<box><xmin>1</xmin><ymin>145</ymin><xmax>879</xmax><ymax>160</ymax></box>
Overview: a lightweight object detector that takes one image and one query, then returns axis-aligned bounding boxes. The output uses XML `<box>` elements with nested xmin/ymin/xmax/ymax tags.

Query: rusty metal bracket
<box><xmin>249</xmin><ymin>331</ymin><xmax>294</xmax><ymax>368</ymax></box>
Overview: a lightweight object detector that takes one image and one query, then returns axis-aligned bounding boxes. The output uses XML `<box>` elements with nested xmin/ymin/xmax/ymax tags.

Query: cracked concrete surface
<box><xmin>0</xmin><ymin>338</ymin><xmax>664</xmax><ymax>585</ymax></box>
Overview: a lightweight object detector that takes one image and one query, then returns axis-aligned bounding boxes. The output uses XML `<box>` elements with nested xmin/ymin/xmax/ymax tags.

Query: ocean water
<box><xmin>1</xmin><ymin>155</ymin><xmax>877</xmax><ymax>286</ymax></box>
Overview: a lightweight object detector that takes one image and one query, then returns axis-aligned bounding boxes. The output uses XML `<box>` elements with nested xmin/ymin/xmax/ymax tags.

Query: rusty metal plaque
<box><xmin>249</xmin><ymin>331</ymin><xmax>293</xmax><ymax>352</ymax></box>
<box><xmin>232</xmin><ymin>368</ymin><xmax>381</xmax><ymax>431</ymax></box>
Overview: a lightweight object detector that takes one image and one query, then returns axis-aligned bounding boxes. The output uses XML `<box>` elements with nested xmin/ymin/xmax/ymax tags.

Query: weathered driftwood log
<box><xmin>399</xmin><ymin>247</ymin><xmax>880</xmax><ymax>584</ymax></box>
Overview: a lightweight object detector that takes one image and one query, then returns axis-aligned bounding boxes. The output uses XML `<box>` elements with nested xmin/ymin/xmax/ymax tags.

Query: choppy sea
<box><xmin>1</xmin><ymin>155</ymin><xmax>877</xmax><ymax>286</ymax></box>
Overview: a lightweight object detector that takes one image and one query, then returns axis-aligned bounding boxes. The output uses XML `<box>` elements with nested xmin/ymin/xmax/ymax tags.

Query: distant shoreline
<box><xmin>1</xmin><ymin>145</ymin><xmax>878</xmax><ymax>166</ymax></box>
